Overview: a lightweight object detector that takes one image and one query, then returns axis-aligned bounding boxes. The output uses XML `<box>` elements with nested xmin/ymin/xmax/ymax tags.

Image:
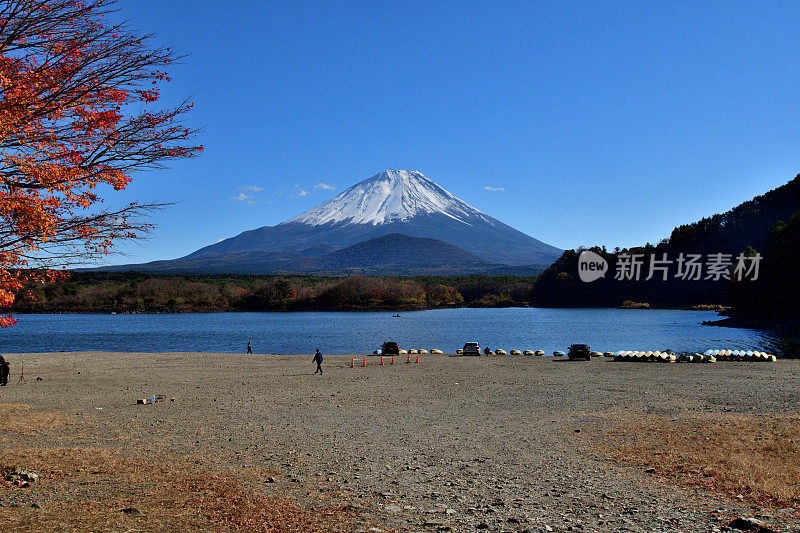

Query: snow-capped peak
<box><xmin>283</xmin><ymin>169</ymin><xmax>493</xmax><ymax>226</ymax></box>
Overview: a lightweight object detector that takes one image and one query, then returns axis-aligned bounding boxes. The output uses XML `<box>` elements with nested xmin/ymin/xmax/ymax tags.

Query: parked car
<box><xmin>568</xmin><ymin>344</ymin><xmax>591</xmax><ymax>361</ymax></box>
<box><xmin>381</xmin><ymin>341</ymin><xmax>400</xmax><ymax>355</ymax></box>
<box><xmin>462</xmin><ymin>342</ymin><xmax>481</xmax><ymax>356</ymax></box>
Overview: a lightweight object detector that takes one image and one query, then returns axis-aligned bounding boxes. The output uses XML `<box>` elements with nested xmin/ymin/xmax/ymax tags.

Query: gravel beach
<box><xmin>1</xmin><ymin>352</ymin><xmax>798</xmax><ymax>532</ymax></box>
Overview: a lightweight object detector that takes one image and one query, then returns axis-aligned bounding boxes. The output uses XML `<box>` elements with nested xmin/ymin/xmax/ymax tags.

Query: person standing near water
<box><xmin>247</xmin><ymin>341</ymin><xmax>252</xmax><ymax>354</ymax></box>
<box><xmin>313</xmin><ymin>349</ymin><xmax>323</xmax><ymax>374</ymax></box>
<box><xmin>0</xmin><ymin>355</ymin><xmax>9</xmax><ymax>386</ymax></box>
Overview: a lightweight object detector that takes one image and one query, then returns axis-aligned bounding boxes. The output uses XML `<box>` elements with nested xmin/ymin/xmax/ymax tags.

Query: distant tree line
<box><xmin>10</xmin><ymin>273</ymin><xmax>537</xmax><ymax>313</ymax></box>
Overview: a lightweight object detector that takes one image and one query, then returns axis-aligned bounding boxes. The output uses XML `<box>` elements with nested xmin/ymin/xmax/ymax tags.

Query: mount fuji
<box><xmin>109</xmin><ymin>170</ymin><xmax>562</xmax><ymax>274</ymax></box>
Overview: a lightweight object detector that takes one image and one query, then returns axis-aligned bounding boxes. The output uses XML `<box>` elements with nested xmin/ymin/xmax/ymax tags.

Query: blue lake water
<box><xmin>0</xmin><ymin>308</ymin><xmax>769</xmax><ymax>355</ymax></box>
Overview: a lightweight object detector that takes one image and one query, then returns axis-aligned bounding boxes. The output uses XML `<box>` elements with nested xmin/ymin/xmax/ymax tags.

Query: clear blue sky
<box><xmin>104</xmin><ymin>0</ymin><xmax>800</xmax><ymax>264</ymax></box>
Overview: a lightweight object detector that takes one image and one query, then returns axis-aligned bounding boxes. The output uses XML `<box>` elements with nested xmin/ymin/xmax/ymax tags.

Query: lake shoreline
<box><xmin>0</xmin><ymin>308</ymin><xmax>769</xmax><ymax>355</ymax></box>
<box><xmin>8</xmin><ymin>303</ymin><xmax>730</xmax><ymax>314</ymax></box>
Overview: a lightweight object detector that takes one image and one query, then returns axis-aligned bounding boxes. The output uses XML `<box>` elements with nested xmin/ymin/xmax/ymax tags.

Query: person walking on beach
<box><xmin>0</xmin><ymin>355</ymin><xmax>9</xmax><ymax>386</ymax></box>
<box><xmin>247</xmin><ymin>341</ymin><xmax>252</xmax><ymax>354</ymax></box>
<box><xmin>313</xmin><ymin>349</ymin><xmax>323</xmax><ymax>374</ymax></box>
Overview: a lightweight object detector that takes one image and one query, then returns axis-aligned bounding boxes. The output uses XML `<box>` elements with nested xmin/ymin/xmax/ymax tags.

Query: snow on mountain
<box><xmin>125</xmin><ymin>168</ymin><xmax>563</xmax><ymax>271</ymax></box>
<box><xmin>284</xmin><ymin>169</ymin><xmax>494</xmax><ymax>226</ymax></box>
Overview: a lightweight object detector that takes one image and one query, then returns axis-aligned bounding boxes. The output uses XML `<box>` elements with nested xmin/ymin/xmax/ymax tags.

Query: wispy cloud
<box><xmin>230</xmin><ymin>191</ymin><xmax>258</xmax><ymax>207</ymax></box>
<box><xmin>483</xmin><ymin>186</ymin><xmax>505</xmax><ymax>192</ymax></box>
<box><xmin>291</xmin><ymin>184</ymin><xmax>310</xmax><ymax>198</ymax></box>
<box><xmin>276</xmin><ymin>182</ymin><xmax>328</xmax><ymax>199</ymax></box>
<box><xmin>230</xmin><ymin>185</ymin><xmax>267</xmax><ymax>206</ymax></box>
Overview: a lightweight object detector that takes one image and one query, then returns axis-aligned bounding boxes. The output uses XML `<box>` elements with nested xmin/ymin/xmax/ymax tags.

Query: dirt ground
<box><xmin>1</xmin><ymin>352</ymin><xmax>799</xmax><ymax>532</ymax></box>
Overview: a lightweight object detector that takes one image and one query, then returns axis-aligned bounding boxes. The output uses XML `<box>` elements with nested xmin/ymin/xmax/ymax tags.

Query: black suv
<box><xmin>381</xmin><ymin>342</ymin><xmax>400</xmax><ymax>355</ymax></box>
<box><xmin>568</xmin><ymin>344</ymin><xmax>591</xmax><ymax>361</ymax></box>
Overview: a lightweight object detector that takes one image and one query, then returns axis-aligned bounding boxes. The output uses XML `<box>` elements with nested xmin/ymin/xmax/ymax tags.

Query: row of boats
<box><xmin>699</xmin><ymin>349</ymin><xmax>777</xmax><ymax>362</ymax></box>
<box><xmin>378</xmin><ymin>348</ymin><xmax>780</xmax><ymax>361</ymax></box>
<box><xmin>612</xmin><ymin>349</ymin><xmax>777</xmax><ymax>362</ymax></box>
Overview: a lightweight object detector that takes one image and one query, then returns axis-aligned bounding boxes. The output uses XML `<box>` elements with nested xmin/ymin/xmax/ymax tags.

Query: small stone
<box><xmin>476</xmin><ymin>523</ymin><xmax>489</xmax><ymax>530</ymax></box>
<box><xmin>120</xmin><ymin>507</ymin><xmax>142</xmax><ymax>516</ymax></box>
<box><xmin>545</xmin><ymin>526</ymin><xmax>554</xmax><ymax>532</ymax></box>
<box><xmin>265</xmin><ymin>476</ymin><xmax>276</xmax><ymax>483</ymax></box>
<box><xmin>644</xmin><ymin>467</ymin><xmax>656</xmax><ymax>474</ymax></box>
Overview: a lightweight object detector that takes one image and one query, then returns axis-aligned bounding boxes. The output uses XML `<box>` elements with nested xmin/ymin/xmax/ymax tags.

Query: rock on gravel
<box><xmin>728</xmin><ymin>517</ymin><xmax>777</xmax><ymax>533</ymax></box>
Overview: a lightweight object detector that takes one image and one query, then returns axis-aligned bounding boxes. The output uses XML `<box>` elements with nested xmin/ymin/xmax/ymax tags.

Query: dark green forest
<box><xmin>728</xmin><ymin>210</ymin><xmax>800</xmax><ymax>326</ymax></box>
<box><xmin>10</xmin><ymin>272</ymin><xmax>537</xmax><ymax>313</ymax></box>
<box><xmin>534</xmin><ymin>174</ymin><xmax>800</xmax><ymax>330</ymax></box>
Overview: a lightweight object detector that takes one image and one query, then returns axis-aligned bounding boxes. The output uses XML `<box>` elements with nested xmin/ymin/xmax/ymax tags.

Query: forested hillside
<box><xmin>729</xmin><ymin>210</ymin><xmax>800</xmax><ymax>326</ymax></box>
<box><xmin>667</xmin><ymin>174</ymin><xmax>800</xmax><ymax>254</ymax></box>
<box><xmin>535</xmin><ymin>174</ymin><xmax>800</xmax><ymax>312</ymax></box>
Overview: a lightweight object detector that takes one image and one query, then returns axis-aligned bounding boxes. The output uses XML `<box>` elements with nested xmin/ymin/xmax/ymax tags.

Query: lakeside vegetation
<box><xmin>5</xmin><ymin>269</ymin><xmax>744</xmax><ymax>314</ymax></box>
<box><xmin>10</xmin><ymin>272</ymin><xmax>538</xmax><ymax>313</ymax></box>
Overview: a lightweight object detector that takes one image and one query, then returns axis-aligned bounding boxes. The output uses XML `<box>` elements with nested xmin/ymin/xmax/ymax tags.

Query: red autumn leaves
<box><xmin>0</xmin><ymin>0</ymin><xmax>202</xmax><ymax>326</ymax></box>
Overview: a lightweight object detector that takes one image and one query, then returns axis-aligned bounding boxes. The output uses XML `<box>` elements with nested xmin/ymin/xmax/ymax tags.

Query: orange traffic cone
<box><xmin>350</xmin><ymin>357</ymin><xmax>355</xmax><ymax>368</ymax></box>
<box><xmin>380</xmin><ymin>355</ymin><xmax>384</xmax><ymax>365</ymax></box>
<box><xmin>362</xmin><ymin>357</ymin><xmax>366</xmax><ymax>367</ymax></box>
<box><xmin>406</xmin><ymin>353</ymin><xmax>411</xmax><ymax>364</ymax></box>
<box><xmin>415</xmin><ymin>353</ymin><xmax>420</xmax><ymax>363</ymax></box>
<box><xmin>390</xmin><ymin>355</ymin><xmax>395</xmax><ymax>365</ymax></box>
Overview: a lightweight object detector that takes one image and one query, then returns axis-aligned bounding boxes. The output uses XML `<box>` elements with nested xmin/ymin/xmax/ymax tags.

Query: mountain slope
<box><xmin>666</xmin><ymin>174</ymin><xmax>800</xmax><ymax>254</ymax></box>
<box><xmin>186</xmin><ymin>170</ymin><xmax>561</xmax><ymax>267</ymax></box>
<box><xmin>306</xmin><ymin>233</ymin><xmax>496</xmax><ymax>274</ymax></box>
<box><xmin>98</xmin><ymin>234</ymin><xmax>553</xmax><ymax>275</ymax></box>
<box><xmin>534</xmin><ymin>173</ymin><xmax>800</xmax><ymax>308</ymax></box>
